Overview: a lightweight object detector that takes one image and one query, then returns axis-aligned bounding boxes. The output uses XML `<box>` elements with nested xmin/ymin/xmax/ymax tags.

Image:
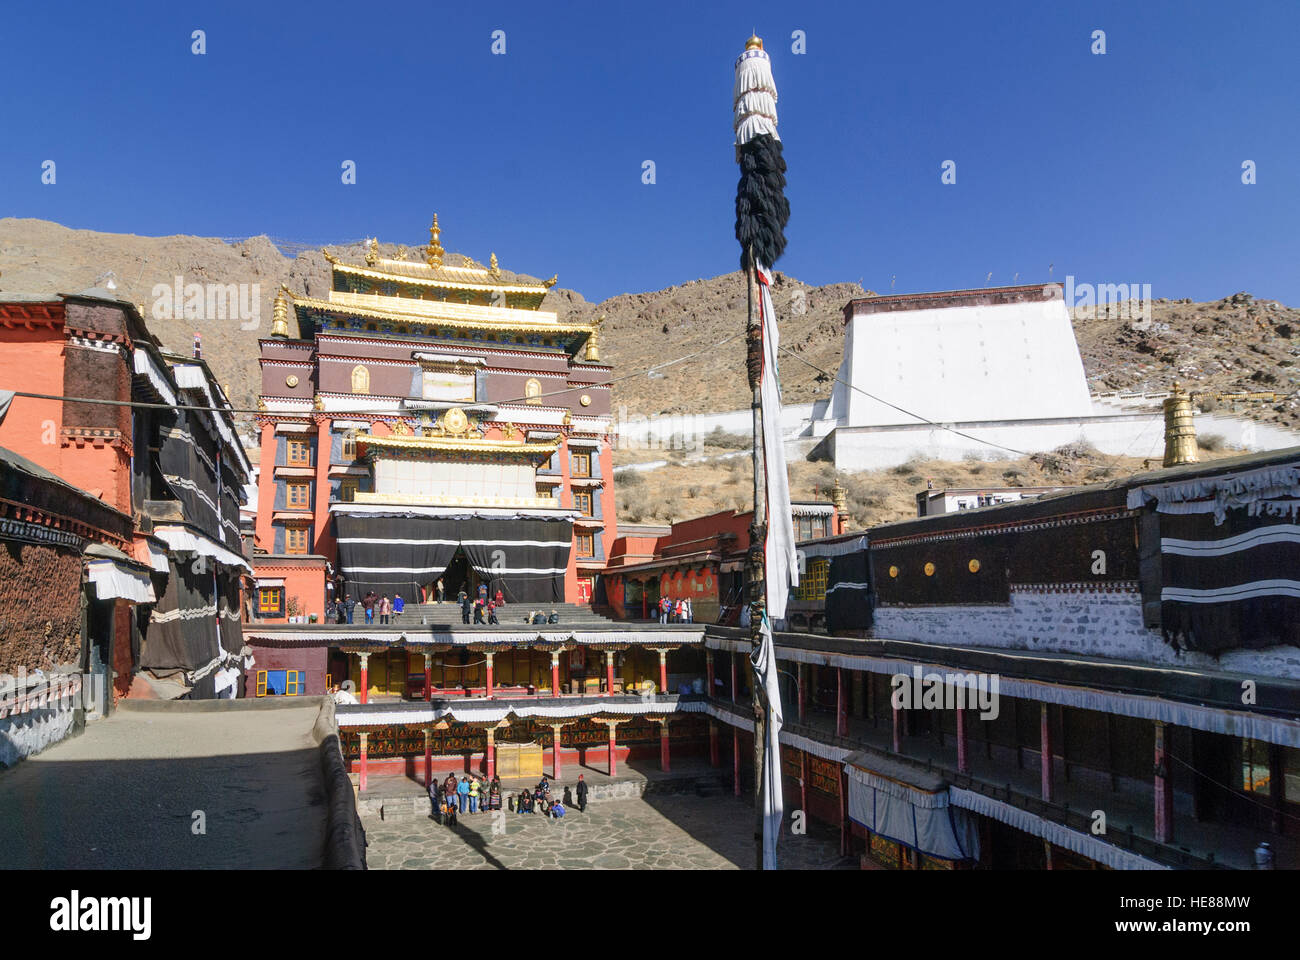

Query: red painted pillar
<box><xmin>359</xmin><ymin>653</ymin><xmax>369</xmax><ymax>705</ymax></box>
<box><xmin>606</xmin><ymin>649</ymin><xmax>616</xmax><ymax>696</ymax></box>
<box><xmin>608</xmin><ymin>722</ymin><xmax>618</xmax><ymax>778</ymax></box>
<box><xmin>359</xmin><ymin>732</ymin><xmax>369</xmax><ymax>793</ymax></box>
<box><xmin>709</xmin><ymin>720</ymin><xmax>720</xmax><ymax>767</ymax></box>
<box><xmin>552</xmin><ymin>725</ymin><xmax>563</xmax><ymax>780</ymax></box>
<box><xmin>836</xmin><ymin>668</ymin><xmax>848</xmax><ymax>737</ymax></box>
<box><xmin>730</xmin><ymin>654</ymin><xmax>737</xmax><ymax>704</ymax></box>
<box><xmin>424</xmin><ymin>728</ymin><xmax>432</xmax><ymax>787</ymax></box>
<box><xmin>659</xmin><ymin>722</ymin><xmax>670</xmax><ymax>772</ymax></box>
<box><xmin>551</xmin><ymin>651</ymin><xmax>561</xmax><ymax>698</ymax></box>
<box><xmin>658</xmin><ymin>648</ymin><xmax>668</xmax><ymax>696</ymax></box>
<box><xmin>706</xmin><ymin>650</ymin><xmax>715</xmax><ymax>698</ymax></box>
<box><xmin>733</xmin><ymin>728</ymin><xmax>741</xmax><ymax>796</ymax></box>
<box><xmin>797</xmin><ymin>663</ymin><xmax>806</xmax><ymax>721</ymax></box>
<box><xmin>485</xmin><ymin>652</ymin><xmax>494</xmax><ymax>698</ymax></box>
<box><xmin>1154</xmin><ymin>720</ymin><xmax>1172</xmax><ymax>843</ymax></box>
<box><xmin>1040</xmin><ymin>703</ymin><xmax>1054</xmax><ymax>802</ymax></box>
<box><xmin>423</xmin><ymin>655</ymin><xmax>432</xmax><ymax>702</ymax></box>
<box><xmin>891</xmin><ymin>705</ymin><xmax>901</xmax><ymax>754</ymax></box>
<box><xmin>486</xmin><ymin>728</ymin><xmax>496</xmax><ymax>780</ymax></box>
<box><xmin>956</xmin><ymin>707</ymin><xmax>969</xmax><ymax>774</ymax></box>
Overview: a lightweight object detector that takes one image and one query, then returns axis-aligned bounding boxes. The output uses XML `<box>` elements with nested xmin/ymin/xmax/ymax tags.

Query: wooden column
<box><xmin>709</xmin><ymin>719</ymin><xmax>720</xmax><ymax>767</ymax></box>
<box><xmin>358</xmin><ymin>653</ymin><xmax>369</xmax><ymax>705</ymax></box>
<box><xmin>836</xmin><ymin>667</ymin><xmax>849</xmax><ymax>737</ymax></box>
<box><xmin>605</xmin><ymin>649</ymin><xmax>616</xmax><ymax>696</ymax></box>
<box><xmin>485</xmin><ymin>726</ymin><xmax>496</xmax><ymax>780</ymax></box>
<box><xmin>891</xmin><ymin>703</ymin><xmax>901</xmax><ymax>754</ymax></box>
<box><xmin>423</xmin><ymin>726</ymin><xmax>432</xmax><ymax>787</ymax></box>
<box><xmin>485</xmin><ymin>651</ymin><xmax>494</xmax><ymax>697</ymax></box>
<box><xmin>607</xmin><ymin>720</ymin><xmax>619</xmax><ymax>777</ymax></box>
<box><xmin>706</xmin><ymin>650</ymin><xmax>715</xmax><ymax>698</ymax></box>
<box><xmin>1040</xmin><ymin>703</ymin><xmax>1054</xmax><ymax>803</ymax></box>
<box><xmin>551</xmin><ymin>650</ymin><xmax>561</xmax><ymax>698</ymax></box>
<box><xmin>797</xmin><ymin>662</ymin><xmax>806</xmax><ymax>721</ymax></box>
<box><xmin>733</xmin><ymin>727</ymin><xmax>741</xmax><ymax>796</ymax></box>
<box><xmin>657</xmin><ymin>648</ymin><xmax>669</xmax><ymax>695</ymax></box>
<box><xmin>423</xmin><ymin>654</ymin><xmax>432</xmax><ymax>702</ymax></box>
<box><xmin>956</xmin><ymin>706</ymin><xmax>969</xmax><ymax>774</ymax></box>
<box><xmin>658</xmin><ymin>718</ymin><xmax>671</xmax><ymax>772</ymax></box>
<box><xmin>799</xmin><ymin>750</ymin><xmax>808</xmax><ymax>816</ymax></box>
<box><xmin>839</xmin><ymin>764</ymin><xmax>849</xmax><ymax>857</ymax></box>
<box><xmin>730</xmin><ymin>653</ymin><xmax>737</xmax><ymax>704</ymax></box>
<box><xmin>851</xmin><ymin>670</ymin><xmax>865</xmax><ymax>719</ymax></box>
<box><xmin>358</xmin><ymin>731</ymin><xmax>369</xmax><ymax>793</ymax></box>
<box><xmin>1154</xmin><ymin>720</ymin><xmax>1173</xmax><ymax>843</ymax></box>
<box><xmin>551</xmin><ymin>723</ymin><xmax>564</xmax><ymax>780</ymax></box>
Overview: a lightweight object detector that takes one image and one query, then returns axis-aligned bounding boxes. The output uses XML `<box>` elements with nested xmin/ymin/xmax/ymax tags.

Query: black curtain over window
<box><xmin>826</xmin><ymin>551</ymin><xmax>872</xmax><ymax>633</ymax></box>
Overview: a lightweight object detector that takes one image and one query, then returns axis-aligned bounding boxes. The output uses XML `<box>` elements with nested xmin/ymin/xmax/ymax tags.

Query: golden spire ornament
<box><xmin>425</xmin><ymin>215</ymin><xmax>445</xmax><ymax>267</ymax></box>
<box><xmin>489</xmin><ymin>252</ymin><xmax>501</xmax><ymax>279</ymax></box>
<box><xmin>270</xmin><ymin>288</ymin><xmax>290</xmax><ymax>338</ymax></box>
<box><xmin>365</xmin><ymin>237</ymin><xmax>379</xmax><ymax>266</ymax></box>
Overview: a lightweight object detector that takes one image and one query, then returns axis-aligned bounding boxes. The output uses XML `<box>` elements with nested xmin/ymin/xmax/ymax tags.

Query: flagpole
<box><xmin>735</xmin><ymin>31</ymin><xmax>790</xmax><ymax>872</ymax></box>
<box><xmin>746</xmin><ymin>245</ymin><xmax>768</xmax><ymax>872</ymax></box>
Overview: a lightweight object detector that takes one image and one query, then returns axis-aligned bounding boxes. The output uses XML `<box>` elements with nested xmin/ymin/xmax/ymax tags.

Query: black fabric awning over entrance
<box><xmin>334</xmin><ymin>513</ymin><xmax>572</xmax><ymax>603</ymax></box>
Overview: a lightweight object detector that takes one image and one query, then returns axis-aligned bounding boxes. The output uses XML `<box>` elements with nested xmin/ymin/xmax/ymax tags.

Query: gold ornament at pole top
<box><xmin>745</xmin><ymin>34</ymin><xmax>763</xmax><ymax>50</ymax></box>
<box><xmin>425</xmin><ymin>215</ymin><xmax>445</xmax><ymax>267</ymax></box>
<box><xmin>365</xmin><ymin>237</ymin><xmax>379</xmax><ymax>266</ymax></box>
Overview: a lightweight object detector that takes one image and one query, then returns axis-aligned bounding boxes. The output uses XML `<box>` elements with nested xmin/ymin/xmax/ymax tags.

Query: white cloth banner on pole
<box><xmin>751</xmin><ymin>615</ymin><xmax>785</xmax><ymax>869</ymax></box>
<box><xmin>757</xmin><ymin>263</ymin><xmax>798</xmax><ymax>621</ymax></box>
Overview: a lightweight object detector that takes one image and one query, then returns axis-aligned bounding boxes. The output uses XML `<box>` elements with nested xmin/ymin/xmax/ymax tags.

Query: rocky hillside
<box><xmin>1</xmin><ymin>219</ymin><xmax>1296</xmax><ymax>431</ymax></box>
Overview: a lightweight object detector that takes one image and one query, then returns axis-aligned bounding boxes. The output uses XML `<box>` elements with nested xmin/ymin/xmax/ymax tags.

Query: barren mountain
<box><xmin>1</xmin><ymin>219</ymin><xmax>1296</xmax><ymax>433</ymax></box>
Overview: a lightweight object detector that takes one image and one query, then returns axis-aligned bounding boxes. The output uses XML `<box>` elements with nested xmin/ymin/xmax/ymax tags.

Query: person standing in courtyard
<box><xmin>459</xmin><ymin>589</ymin><xmax>471</xmax><ymax>624</ymax></box>
<box><xmin>363</xmin><ymin>591</ymin><xmax>377</xmax><ymax>624</ymax></box>
<box><xmin>379</xmin><ymin>594</ymin><xmax>392</xmax><ymax>625</ymax></box>
<box><xmin>437</xmin><ymin>577</ymin><xmax>445</xmax><ymax>603</ymax></box>
<box><xmin>393</xmin><ymin>593</ymin><xmax>404</xmax><ymax>623</ymax></box>
<box><xmin>457</xmin><ymin>776</ymin><xmax>470</xmax><ymax>813</ymax></box>
<box><xmin>576</xmin><ymin>773</ymin><xmax>588</xmax><ymax>813</ymax></box>
<box><xmin>468</xmin><ymin>775</ymin><xmax>481</xmax><ymax>813</ymax></box>
<box><xmin>345</xmin><ymin>594</ymin><xmax>356</xmax><ymax>624</ymax></box>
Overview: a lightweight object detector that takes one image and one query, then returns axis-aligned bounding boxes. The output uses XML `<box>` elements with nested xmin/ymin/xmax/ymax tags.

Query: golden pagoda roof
<box><xmin>328</xmin><ymin>257</ymin><xmax>557</xmax><ymax>294</ymax></box>
<box><xmin>287</xmin><ymin>290</ymin><xmax>594</xmax><ymax>337</ymax></box>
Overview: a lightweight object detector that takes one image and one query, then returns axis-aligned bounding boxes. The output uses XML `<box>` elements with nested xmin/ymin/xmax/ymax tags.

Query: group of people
<box><xmin>328</xmin><ymin>592</ymin><xmax>405</xmax><ymax>625</ymax></box>
<box><xmin>459</xmin><ymin>585</ymin><xmax>507</xmax><ymax>625</ymax></box>
<box><xmin>428</xmin><ymin>773</ymin><xmax>590</xmax><ymax>826</ymax></box>
<box><xmin>657</xmin><ymin>596</ymin><xmax>693</xmax><ymax>623</ymax></box>
<box><xmin>430</xmin><ymin>773</ymin><xmax>502</xmax><ymax>825</ymax></box>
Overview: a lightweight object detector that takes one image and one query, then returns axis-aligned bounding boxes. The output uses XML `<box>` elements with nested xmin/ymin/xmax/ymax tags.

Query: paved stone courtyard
<box><xmin>362</xmin><ymin>791</ymin><xmax>851</xmax><ymax>870</ymax></box>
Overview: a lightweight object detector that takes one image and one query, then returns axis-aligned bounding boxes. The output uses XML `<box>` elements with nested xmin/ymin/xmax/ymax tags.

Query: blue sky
<box><xmin>4</xmin><ymin>0</ymin><xmax>1298</xmax><ymax>303</ymax></box>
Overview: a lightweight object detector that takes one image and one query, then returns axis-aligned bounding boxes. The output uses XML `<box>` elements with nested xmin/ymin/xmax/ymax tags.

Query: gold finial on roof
<box><xmin>586</xmin><ymin>313</ymin><xmax>605</xmax><ymax>362</ymax></box>
<box><xmin>1162</xmin><ymin>380</ymin><xmax>1198</xmax><ymax>468</ymax></box>
<box><xmin>365</xmin><ymin>237</ymin><xmax>379</xmax><ymax>266</ymax></box>
<box><xmin>271</xmin><ymin>288</ymin><xmax>290</xmax><ymax>338</ymax></box>
<box><xmin>490</xmin><ymin>252</ymin><xmax>501</xmax><ymax>279</ymax></box>
<box><xmin>322</xmin><ymin>249</ymin><xmax>339</xmax><ymax>264</ymax></box>
<box><xmin>426</xmin><ymin>215</ymin><xmax>445</xmax><ymax>267</ymax></box>
<box><xmin>745</xmin><ymin>34</ymin><xmax>763</xmax><ymax>50</ymax></box>
<box><xmin>544</xmin><ymin>274</ymin><xmax>558</xmax><ymax>289</ymax></box>
<box><xmin>395</xmin><ymin>245</ymin><xmax>409</xmax><ymax>261</ymax></box>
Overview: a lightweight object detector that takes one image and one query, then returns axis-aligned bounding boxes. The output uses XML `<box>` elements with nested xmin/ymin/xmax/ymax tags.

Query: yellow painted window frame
<box><xmin>255</xmin><ymin>671</ymin><xmax>267</xmax><ymax>697</ymax></box>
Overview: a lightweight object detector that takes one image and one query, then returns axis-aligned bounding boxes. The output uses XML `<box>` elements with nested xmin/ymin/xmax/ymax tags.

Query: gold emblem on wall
<box><xmin>286</xmin><ymin>375</ymin><xmax>299</xmax><ymax>388</ymax></box>
<box><xmin>442</xmin><ymin>407</ymin><xmax>470</xmax><ymax>435</ymax></box>
<box><xmin>524</xmin><ymin>379</ymin><xmax>542</xmax><ymax>405</ymax></box>
<box><xmin>580</xmin><ymin>394</ymin><xmax>591</xmax><ymax>407</ymax></box>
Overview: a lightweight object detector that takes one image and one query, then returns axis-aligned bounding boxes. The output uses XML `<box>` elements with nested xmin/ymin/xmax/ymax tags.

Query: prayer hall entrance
<box><xmin>494</xmin><ymin>741</ymin><xmax>545</xmax><ymax>778</ymax></box>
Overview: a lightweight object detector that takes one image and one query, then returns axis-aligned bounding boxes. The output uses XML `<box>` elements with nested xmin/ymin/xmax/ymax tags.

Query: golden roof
<box><xmin>286</xmin><ymin>290</ymin><xmax>595</xmax><ymax>337</ymax></box>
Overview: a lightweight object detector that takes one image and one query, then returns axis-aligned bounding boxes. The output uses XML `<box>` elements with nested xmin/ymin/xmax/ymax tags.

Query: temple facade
<box><xmin>251</xmin><ymin>218</ymin><xmax>615</xmax><ymax>620</ymax></box>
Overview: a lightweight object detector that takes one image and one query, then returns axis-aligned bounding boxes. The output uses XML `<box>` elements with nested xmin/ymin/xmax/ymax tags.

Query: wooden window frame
<box><xmin>576</xmin><ymin>533</ymin><xmax>595</xmax><ymax>558</ymax></box>
<box><xmin>574</xmin><ymin>491</ymin><xmax>593</xmax><ymax>516</ymax></box>
<box><xmin>257</xmin><ymin>586</ymin><xmax>285</xmax><ymax>617</ymax></box>
<box><xmin>572</xmin><ymin>452</ymin><xmax>591</xmax><ymax>478</ymax></box>
<box><xmin>339</xmin><ymin>478</ymin><xmax>359</xmax><ymax>503</ymax></box>
<box><xmin>286</xmin><ymin>481</ymin><xmax>310</xmax><ymax>508</ymax></box>
<box><xmin>286</xmin><ymin>525</ymin><xmax>310</xmax><ymax>555</ymax></box>
<box><xmin>255</xmin><ymin>671</ymin><xmax>267</xmax><ymax>697</ymax></box>
<box><xmin>286</xmin><ymin>439</ymin><xmax>310</xmax><ymax>465</ymax></box>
